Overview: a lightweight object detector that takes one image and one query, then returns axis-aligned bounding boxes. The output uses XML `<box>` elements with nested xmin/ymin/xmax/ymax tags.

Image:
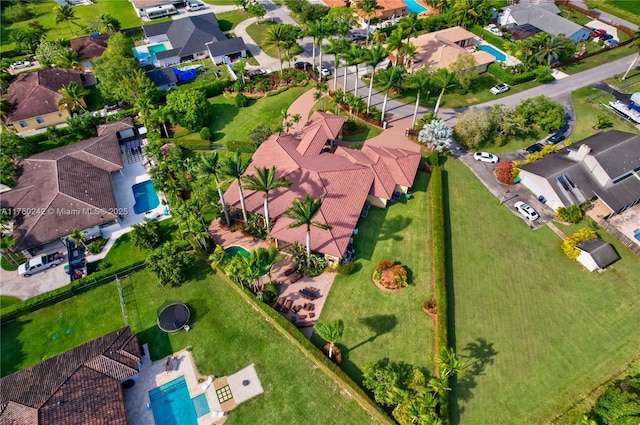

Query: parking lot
<box><xmin>459</xmin><ymin>151</ymin><xmax>556</xmax><ymax>229</ymax></box>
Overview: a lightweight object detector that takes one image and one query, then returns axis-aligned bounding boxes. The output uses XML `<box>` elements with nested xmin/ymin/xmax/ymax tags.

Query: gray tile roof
<box><xmin>207</xmin><ymin>37</ymin><xmax>248</xmax><ymax>57</ymax></box>
<box><xmin>505</xmin><ymin>1</ymin><xmax>584</xmax><ymax>37</ymax></box>
<box><xmin>0</xmin><ymin>327</ymin><xmax>141</xmax><ymax>425</ymax></box>
<box><xmin>146</xmin><ymin>68</ymin><xmax>178</xmax><ymax>86</ymax></box>
<box><xmin>577</xmin><ymin>238</ymin><xmax>619</xmax><ymax>269</ymax></box>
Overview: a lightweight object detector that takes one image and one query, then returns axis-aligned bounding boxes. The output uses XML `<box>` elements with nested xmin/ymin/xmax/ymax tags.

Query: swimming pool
<box><xmin>402</xmin><ymin>0</ymin><xmax>427</xmax><ymax>14</ymax></box>
<box><xmin>149</xmin><ymin>376</ymin><xmax>210</xmax><ymax>425</ymax></box>
<box><xmin>479</xmin><ymin>44</ymin><xmax>506</xmax><ymax>62</ymax></box>
<box><xmin>132</xmin><ymin>180</ymin><xmax>160</xmax><ymax>215</ymax></box>
<box><xmin>225</xmin><ymin>246</ymin><xmax>249</xmax><ymax>259</ymax></box>
<box><xmin>148</xmin><ymin>44</ymin><xmax>167</xmax><ymax>61</ymax></box>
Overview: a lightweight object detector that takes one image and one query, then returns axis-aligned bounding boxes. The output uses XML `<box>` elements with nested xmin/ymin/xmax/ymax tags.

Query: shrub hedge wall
<box><xmin>487</xmin><ymin>63</ymin><xmax>537</xmax><ymax>85</ymax></box>
<box><xmin>173</xmin><ymin>139</ymin><xmax>212</xmax><ymax>151</ymax></box>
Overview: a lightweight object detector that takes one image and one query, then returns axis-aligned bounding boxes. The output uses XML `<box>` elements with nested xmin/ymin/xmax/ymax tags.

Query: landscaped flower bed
<box><xmin>372</xmin><ymin>260</ymin><xmax>408</xmax><ymax>292</ymax></box>
<box><xmin>232</xmin><ymin>69</ymin><xmax>309</xmax><ymax>96</ymax></box>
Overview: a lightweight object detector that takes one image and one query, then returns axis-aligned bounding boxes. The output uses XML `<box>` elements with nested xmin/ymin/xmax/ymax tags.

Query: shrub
<box><xmin>373</xmin><ymin>260</ymin><xmax>408</xmax><ymax>290</ymax></box>
<box><xmin>336</xmin><ymin>261</ymin><xmax>357</xmax><ymax>275</ymax></box>
<box><xmin>556</xmin><ymin>205</ymin><xmax>583</xmax><ymax>224</ymax></box>
<box><xmin>430</xmin><ymin>167</ymin><xmax>448</xmax><ymax>350</ymax></box>
<box><xmin>487</xmin><ymin>63</ymin><xmax>536</xmax><ymax>85</ymax></box>
<box><xmin>495</xmin><ymin>161</ymin><xmax>515</xmax><ymax>185</ymax></box>
<box><xmin>199</xmin><ymin>127</ymin><xmax>212</xmax><ymax>141</ymax></box>
<box><xmin>201</xmin><ymin>79</ymin><xmax>231</xmax><ymax>97</ymax></box>
<box><xmin>227</xmin><ymin>140</ymin><xmax>256</xmax><ymax>153</ymax></box>
<box><xmin>249</xmin><ymin>125</ymin><xmax>272</xmax><ymax>146</ymax></box>
<box><xmin>172</xmin><ymin>139</ymin><xmax>211</xmax><ymax>151</ymax></box>
<box><xmin>3</xmin><ymin>3</ymin><xmax>33</xmax><ymax>23</ymax></box>
<box><xmin>243</xmin><ymin>213</ymin><xmax>268</xmax><ymax>239</ymax></box>
<box><xmin>235</xmin><ymin>92</ymin><xmax>248</xmax><ymax>107</ymax></box>
<box><xmin>146</xmin><ymin>243</ymin><xmax>193</xmax><ymax>287</ymax></box>
<box><xmin>562</xmin><ymin>228</ymin><xmax>598</xmax><ymax>259</ymax></box>
<box><xmin>88</xmin><ymin>238</ymin><xmax>108</xmax><ymax>255</ymax></box>
<box><xmin>131</xmin><ymin>220</ymin><xmax>161</xmax><ymax>249</ymax></box>
<box><xmin>534</xmin><ymin>65</ymin><xmax>554</xmax><ymax>83</ymax></box>
<box><xmin>596</xmin><ymin>114</ymin><xmax>613</xmax><ymax>129</ymax></box>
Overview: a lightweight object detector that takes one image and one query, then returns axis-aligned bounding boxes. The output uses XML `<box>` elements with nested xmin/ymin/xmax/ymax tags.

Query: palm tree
<box><xmin>292</xmin><ymin>113</ymin><xmax>302</xmax><ymax>132</ymax></box>
<box><xmin>399</xmin><ymin>14</ymin><xmax>420</xmax><ymax>44</ymax></box>
<box><xmin>221</xmin><ymin>151</ymin><xmax>250</xmax><ymax>223</ymax></box>
<box><xmin>264</xmin><ymin>24</ymin><xmax>287</xmax><ymax>75</ymax></box>
<box><xmin>99</xmin><ymin>14</ymin><xmax>121</xmax><ymax>34</ymax></box>
<box><xmin>56</xmin><ymin>82</ymin><xmax>88</xmax><ymax>113</ymax></box>
<box><xmin>437</xmin><ymin>347</ymin><xmax>465</xmax><ymax>378</ymax></box>
<box><xmin>197</xmin><ymin>151</ymin><xmax>230</xmax><ymax>227</ymax></box>
<box><xmin>432</xmin><ymin>68</ymin><xmax>455</xmax><ymax>114</ymax></box>
<box><xmin>325</xmin><ymin>37</ymin><xmax>350</xmax><ymax>92</ymax></box>
<box><xmin>242</xmin><ymin>166</ymin><xmax>292</xmax><ymax>232</ymax></box>
<box><xmin>284</xmin><ymin>194</ymin><xmax>330</xmax><ymax>268</ymax></box>
<box><xmin>536</xmin><ymin>33</ymin><xmax>565</xmax><ymax>65</ymax></box>
<box><xmin>343</xmin><ymin>44</ymin><xmax>365</xmax><ymax>94</ymax></box>
<box><xmin>622</xmin><ymin>30</ymin><xmax>640</xmax><ymax>80</ymax></box>
<box><xmin>56</xmin><ymin>48</ymin><xmax>80</xmax><ymax>71</ymax></box>
<box><xmin>386</xmin><ymin>28</ymin><xmax>405</xmax><ymax>65</ymax></box>
<box><xmin>400</xmin><ymin>42</ymin><xmax>418</xmax><ymax>68</ymax></box>
<box><xmin>69</xmin><ymin>228</ymin><xmax>87</xmax><ymax>249</ymax></box>
<box><xmin>54</xmin><ymin>5</ymin><xmax>78</xmax><ymax>37</ymax></box>
<box><xmin>407</xmin><ymin>68</ymin><xmax>431</xmax><ymax>128</ymax></box>
<box><xmin>315</xmin><ymin>319</ymin><xmax>344</xmax><ymax>359</ymax></box>
<box><xmin>252</xmin><ymin>246</ymin><xmax>281</xmax><ymax>287</ymax></box>
<box><xmin>307</xmin><ymin>20</ymin><xmax>332</xmax><ymax>80</ymax></box>
<box><xmin>377</xmin><ymin>66</ymin><xmax>407</xmax><ymax>123</ymax></box>
<box><xmin>0</xmin><ymin>98</ymin><xmax>11</xmax><ymax>124</ymax></box>
<box><xmin>364</xmin><ymin>45</ymin><xmax>388</xmax><ymax>114</ymax></box>
<box><xmin>233</xmin><ymin>58</ymin><xmax>248</xmax><ymax>84</ymax></box>
<box><xmin>358</xmin><ymin>0</ymin><xmax>382</xmax><ymax>45</ymax></box>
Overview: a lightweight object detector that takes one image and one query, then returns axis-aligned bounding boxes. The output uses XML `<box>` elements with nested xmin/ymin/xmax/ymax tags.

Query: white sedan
<box><xmin>473</xmin><ymin>152</ymin><xmax>499</xmax><ymax>163</ymax></box>
<box><xmin>514</xmin><ymin>201</ymin><xmax>539</xmax><ymax>221</ymax></box>
<box><xmin>484</xmin><ymin>24</ymin><xmax>503</xmax><ymax>37</ymax></box>
<box><xmin>317</xmin><ymin>66</ymin><xmax>332</xmax><ymax>77</ymax></box>
<box><xmin>490</xmin><ymin>83</ymin><xmax>509</xmax><ymax>95</ymax></box>
<box><xmin>10</xmin><ymin>60</ymin><xmax>32</xmax><ymax>70</ymax></box>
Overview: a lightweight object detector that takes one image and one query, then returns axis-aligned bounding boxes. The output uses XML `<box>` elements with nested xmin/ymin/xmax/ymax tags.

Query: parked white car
<box><xmin>10</xmin><ymin>61</ymin><xmax>31</xmax><ymax>70</ymax></box>
<box><xmin>514</xmin><ymin>201</ymin><xmax>540</xmax><ymax>221</ymax></box>
<box><xmin>317</xmin><ymin>65</ymin><xmax>332</xmax><ymax>77</ymax></box>
<box><xmin>490</xmin><ymin>83</ymin><xmax>509</xmax><ymax>95</ymax></box>
<box><xmin>473</xmin><ymin>152</ymin><xmax>499</xmax><ymax>163</ymax></box>
<box><xmin>484</xmin><ymin>24</ymin><xmax>503</xmax><ymax>37</ymax></box>
<box><xmin>186</xmin><ymin>2</ymin><xmax>205</xmax><ymax>11</ymax></box>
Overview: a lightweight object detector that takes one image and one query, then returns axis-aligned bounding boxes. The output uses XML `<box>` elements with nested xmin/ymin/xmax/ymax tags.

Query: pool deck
<box><xmin>473</xmin><ymin>38</ymin><xmax>521</xmax><ymax>67</ymax></box>
<box><xmin>125</xmin><ymin>345</ymin><xmax>264</xmax><ymax>425</ymax></box>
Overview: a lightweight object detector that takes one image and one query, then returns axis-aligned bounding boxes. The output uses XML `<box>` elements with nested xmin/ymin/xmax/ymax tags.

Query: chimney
<box><xmin>568</xmin><ymin>144</ymin><xmax>591</xmax><ymax>162</ymax></box>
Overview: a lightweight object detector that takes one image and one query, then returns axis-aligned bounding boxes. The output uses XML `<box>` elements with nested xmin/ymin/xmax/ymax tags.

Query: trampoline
<box><xmin>157</xmin><ymin>302</ymin><xmax>191</xmax><ymax>332</ymax></box>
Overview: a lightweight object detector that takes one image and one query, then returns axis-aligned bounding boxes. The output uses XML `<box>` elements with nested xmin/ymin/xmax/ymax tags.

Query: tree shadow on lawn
<box><xmin>208</xmin><ymin>103</ymin><xmax>240</xmax><ymax>142</ymax></box>
<box><xmin>186</xmin><ymin>298</ymin><xmax>211</xmax><ymax>327</ymax></box>
<box><xmin>0</xmin><ymin>318</ymin><xmax>28</xmax><ymax>377</ymax></box>
<box><xmin>350</xmin><ymin>314</ymin><xmax>398</xmax><ymax>352</ymax></box>
<box><xmin>137</xmin><ymin>325</ymin><xmax>173</xmax><ymax>362</ymax></box>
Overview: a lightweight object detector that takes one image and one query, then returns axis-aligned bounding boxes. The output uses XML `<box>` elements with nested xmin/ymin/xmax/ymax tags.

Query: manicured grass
<box><xmin>1</xmin><ymin>267</ymin><xmax>379</xmax><ymax>424</ymax></box>
<box><xmin>215</xmin><ymin>10</ymin><xmax>251</xmax><ymax>32</ymax></box>
<box><xmin>559</xmin><ymin>45</ymin><xmax>638</xmax><ymax>74</ymax></box>
<box><xmin>570</xmin><ymin>87</ymin><xmax>639</xmax><ymax>143</ymax></box>
<box><xmin>313</xmin><ymin>172</ymin><xmax>435</xmax><ymax>385</ymax></box>
<box><xmin>445</xmin><ymin>159</ymin><xmax>640</xmax><ymax>424</ymax></box>
<box><xmin>1</xmin><ymin>256</ymin><xmax>19</xmax><ymax>272</ymax></box>
<box><xmin>585</xmin><ymin>0</ymin><xmax>640</xmax><ymax>26</ymax></box>
<box><xmin>203</xmin><ymin>0</ymin><xmax>236</xmax><ymax>5</ymax></box>
<box><xmin>0</xmin><ymin>296</ymin><xmax>22</xmax><ymax>309</ymax></box>
<box><xmin>85</xmin><ymin>85</ymin><xmax>106</xmax><ymax>111</ymax></box>
<box><xmin>205</xmin><ymin>85</ymin><xmax>311</xmax><ymax>145</ymax></box>
<box><xmin>480</xmin><ymin>126</ymin><xmax>549</xmax><ymax>155</ymax></box>
<box><xmin>310</xmin><ymin>98</ymin><xmax>383</xmax><ymax>141</ymax></box>
<box><xmin>245</xmin><ymin>22</ymin><xmax>304</xmax><ymax>59</ymax></box>
<box><xmin>605</xmin><ymin>70</ymin><xmax>640</xmax><ymax>93</ymax></box>
<box><xmin>558</xmin><ymin>5</ymin><xmax>593</xmax><ymax>26</ymax></box>
<box><xmin>1</xmin><ymin>0</ymin><xmax>141</xmax><ymax>55</ymax></box>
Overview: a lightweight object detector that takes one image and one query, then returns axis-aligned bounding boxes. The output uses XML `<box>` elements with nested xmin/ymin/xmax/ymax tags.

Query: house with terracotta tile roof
<box><xmin>3</xmin><ymin>68</ymin><xmax>83</xmax><ymax>134</ymax></box>
<box><xmin>223</xmin><ymin>111</ymin><xmax>421</xmax><ymax>262</ymax></box>
<box><xmin>0</xmin><ymin>327</ymin><xmax>141</xmax><ymax>425</ymax></box>
<box><xmin>410</xmin><ymin>26</ymin><xmax>495</xmax><ymax>73</ymax></box>
<box><xmin>0</xmin><ymin>119</ymin><xmax>135</xmax><ymax>252</ymax></box>
<box><xmin>70</xmin><ymin>33</ymin><xmax>109</xmax><ymax>72</ymax></box>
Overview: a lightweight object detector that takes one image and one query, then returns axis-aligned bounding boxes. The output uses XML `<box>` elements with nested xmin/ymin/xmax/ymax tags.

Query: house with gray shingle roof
<box><xmin>0</xmin><ymin>327</ymin><xmax>141</xmax><ymax>425</ymax></box>
<box><xmin>140</xmin><ymin>13</ymin><xmax>247</xmax><ymax>67</ymax></box>
<box><xmin>576</xmin><ymin>238</ymin><xmax>619</xmax><ymax>272</ymax></box>
<box><xmin>0</xmin><ymin>119</ymin><xmax>135</xmax><ymax>252</ymax></box>
<box><xmin>518</xmin><ymin>131</ymin><xmax>640</xmax><ymax>218</ymax></box>
<box><xmin>498</xmin><ymin>0</ymin><xmax>591</xmax><ymax>42</ymax></box>
<box><xmin>223</xmin><ymin>112</ymin><xmax>421</xmax><ymax>262</ymax></box>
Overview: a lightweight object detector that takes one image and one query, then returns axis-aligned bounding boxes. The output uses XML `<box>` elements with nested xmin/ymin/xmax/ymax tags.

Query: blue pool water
<box><xmin>149</xmin><ymin>377</ymin><xmax>197</xmax><ymax>425</ymax></box>
<box><xmin>225</xmin><ymin>246</ymin><xmax>249</xmax><ymax>259</ymax></box>
<box><xmin>132</xmin><ymin>180</ymin><xmax>160</xmax><ymax>215</ymax></box>
<box><xmin>403</xmin><ymin>0</ymin><xmax>427</xmax><ymax>14</ymax></box>
<box><xmin>193</xmin><ymin>394</ymin><xmax>211</xmax><ymax>417</ymax></box>
<box><xmin>479</xmin><ymin>44</ymin><xmax>506</xmax><ymax>62</ymax></box>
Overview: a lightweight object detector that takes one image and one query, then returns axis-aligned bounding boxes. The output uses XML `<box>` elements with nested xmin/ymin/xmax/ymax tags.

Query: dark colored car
<box><xmin>547</xmin><ymin>132</ymin><xmax>566</xmax><ymax>144</ymax></box>
<box><xmin>600</xmin><ymin>33</ymin><xmax>614</xmax><ymax>41</ymax></box>
<box><xmin>589</xmin><ymin>28</ymin><xmax>606</xmax><ymax>38</ymax></box>
<box><xmin>294</xmin><ymin>61</ymin><xmax>312</xmax><ymax>70</ymax></box>
<box><xmin>525</xmin><ymin>143</ymin><xmax>544</xmax><ymax>154</ymax></box>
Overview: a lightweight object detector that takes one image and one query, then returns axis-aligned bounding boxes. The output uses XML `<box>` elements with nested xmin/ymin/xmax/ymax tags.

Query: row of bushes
<box><xmin>172</xmin><ymin>139</ymin><xmax>213</xmax><ymax>151</ymax></box>
<box><xmin>0</xmin><ymin>261</ymin><xmax>147</xmax><ymax>324</ymax></box>
<box><xmin>227</xmin><ymin>140</ymin><xmax>257</xmax><ymax>153</ymax></box>
<box><xmin>196</xmin><ymin>78</ymin><xmax>232</xmax><ymax>98</ymax></box>
<box><xmin>219</xmin><ymin>270</ymin><xmax>395</xmax><ymax>424</ymax></box>
<box><xmin>379</xmin><ymin>14</ymin><xmax>449</xmax><ymax>37</ymax></box>
<box><xmin>487</xmin><ymin>63</ymin><xmax>537</xmax><ymax>85</ymax></box>
<box><xmin>469</xmin><ymin>25</ymin><xmax>510</xmax><ymax>50</ymax></box>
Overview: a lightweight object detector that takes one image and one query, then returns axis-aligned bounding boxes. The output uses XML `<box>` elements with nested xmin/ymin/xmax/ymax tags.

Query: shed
<box><xmin>575</xmin><ymin>238</ymin><xmax>619</xmax><ymax>272</ymax></box>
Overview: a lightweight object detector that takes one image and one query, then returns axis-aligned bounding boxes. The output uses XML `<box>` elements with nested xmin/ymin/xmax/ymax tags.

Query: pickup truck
<box><xmin>18</xmin><ymin>253</ymin><xmax>64</xmax><ymax>277</ymax></box>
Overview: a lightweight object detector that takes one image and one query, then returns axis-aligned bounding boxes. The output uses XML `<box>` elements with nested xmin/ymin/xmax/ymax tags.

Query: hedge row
<box><xmin>379</xmin><ymin>14</ymin><xmax>449</xmax><ymax>37</ymax></box>
<box><xmin>219</xmin><ymin>273</ymin><xmax>394</xmax><ymax>424</ymax></box>
<box><xmin>198</xmin><ymin>78</ymin><xmax>232</xmax><ymax>98</ymax></box>
<box><xmin>429</xmin><ymin>166</ymin><xmax>449</xmax><ymax>424</ymax></box>
<box><xmin>487</xmin><ymin>63</ymin><xmax>537</xmax><ymax>85</ymax></box>
<box><xmin>0</xmin><ymin>261</ymin><xmax>147</xmax><ymax>324</ymax></box>
<box><xmin>172</xmin><ymin>139</ymin><xmax>212</xmax><ymax>151</ymax></box>
<box><xmin>469</xmin><ymin>25</ymin><xmax>510</xmax><ymax>50</ymax></box>
<box><xmin>227</xmin><ymin>140</ymin><xmax>256</xmax><ymax>153</ymax></box>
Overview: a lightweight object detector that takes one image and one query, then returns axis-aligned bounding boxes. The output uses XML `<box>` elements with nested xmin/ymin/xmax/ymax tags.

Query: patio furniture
<box><xmin>309</xmin><ymin>312</ymin><xmax>315</xmax><ymax>319</ymax></box>
<box><xmin>284</xmin><ymin>267</ymin><xmax>296</xmax><ymax>276</ymax></box>
<box><xmin>289</xmin><ymin>272</ymin><xmax>302</xmax><ymax>283</ymax></box>
<box><xmin>201</xmin><ymin>376</ymin><xmax>213</xmax><ymax>390</ymax></box>
<box><xmin>282</xmin><ymin>298</ymin><xmax>293</xmax><ymax>313</ymax></box>
<box><xmin>274</xmin><ymin>298</ymin><xmax>284</xmax><ymax>312</ymax></box>
<box><xmin>298</xmin><ymin>314</ymin><xmax>308</xmax><ymax>320</ymax></box>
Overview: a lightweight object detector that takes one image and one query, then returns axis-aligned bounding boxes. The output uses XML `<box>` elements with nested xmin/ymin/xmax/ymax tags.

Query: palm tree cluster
<box><xmin>506</xmin><ymin>33</ymin><xmax>575</xmax><ymax>70</ymax></box>
<box><xmin>264</xmin><ymin>24</ymin><xmax>303</xmax><ymax>74</ymax></box>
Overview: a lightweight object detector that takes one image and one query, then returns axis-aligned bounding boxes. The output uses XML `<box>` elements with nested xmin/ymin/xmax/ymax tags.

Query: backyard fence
<box><xmin>556</xmin><ymin>1</ymin><xmax>635</xmax><ymax>38</ymax></box>
<box><xmin>599</xmin><ymin>220</ymin><xmax>640</xmax><ymax>257</ymax></box>
<box><xmin>0</xmin><ymin>262</ymin><xmax>147</xmax><ymax>324</ymax></box>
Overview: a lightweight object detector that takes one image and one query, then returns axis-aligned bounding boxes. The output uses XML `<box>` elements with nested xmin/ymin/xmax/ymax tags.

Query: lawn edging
<box><xmin>217</xmin><ymin>272</ymin><xmax>394</xmax><ymax>425</ymax></box>
<box><xmin>0</xmin><ymin>262</ymin><xmax>146</xmax><ymax>324</ymax></box>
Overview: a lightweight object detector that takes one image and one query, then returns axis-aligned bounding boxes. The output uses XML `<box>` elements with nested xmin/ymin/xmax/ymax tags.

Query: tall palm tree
<box><xmin>377</xmin><ymin>66</ymin><xmax>407</xmax><ymax>123</ymax></box>
<box><xmin>432</xmin><ymin>68</ymin><xmax>455</xmax><ymax>114</ymax></box>
<box><xmin>315</xmin><ymin>319</ymin><xmax>344</xmax><ymax>359</ymax></box>
<box><xmin>264</xmin><ymin>24</ymin><xmax>287</xmax><ymax>75</ymax></box>
<box><xmin>622</xmin><ymin>30</ymin><xmax>640</xmax><ymax>80</ymax></box>
<box><xmin>292</xmin><ymin>113</ymin><xmax>302</xmax><ymax>132</ymax></box>
<box><xmin>386</xmin><ymin>28</ymin><xmax>405</xmax><ymax>65</ymax></box>
<box><xmin>307</xmin><ymin>20</ymin><xmax>332</xmax><ymax>80</ymax></box>
<box><xmin>364</xmin><ymin>44</ymin><xmax>388</xmax><ymax>114</ymax></box>
<box><xmin>56</xmin><ymin>82</ymin><xmax>88</xmax><ymax>113</ymax></box>
<box><xmin>407</xmin><ymin>68</ymin><xmax>431</xmax><ymax>128</ymax></box>
<box><xmin>399</xmin><ymin>14</ymin><xmax>420</xmax><ymax>44</ymax></box>
<box><xmin>0</xmin><ymin>235</ymin><xmax>18</xmax><ymax>265</ymax></box>
<box><xmin>343</xmin><ymin>44</ymin><xmax>365</xmax><ymax>94</ymax></box>
<box><xmin>536</xmin><ymin>33</ymin><xmax>565</xmax><ymax>65</ymax></box>
<box><xmin>233</xmin><ymin>58</ymin><xmax>248</xmax><ymax>84</ymax></box>
<box><xmin>56</xmin><ymin>48</ymin><xmax>80</xmax><ymax>71</ymax></box>
<box><xmin>221</xmin><ymin>151</ymin><xmax>250</xmax><ymax>223</ymax></box>
<box><xmin>242</xmin><ymin>166</ymin><xmax>292</xmax><ymax>232</ymax></box>
<box><xmin>325</xmin><ymin>37</ymin><xmax>350</xmax><ymax>92</ymax></box>
<box><xmin>357</xmin><ymin>0</ymin><xmax>382</xmax><ymax>45</ymax></box>
<box><xmin>53</xmin><ymin>5</ymin><xmax>78</xmax><ymax>37</ymax></box>
<box><xmin>197</xmin><ymin>151</ymin><xmax>230</xmax><ymax>227</ymax></box>
<box><xmin>400</xmin><ymin>42</ymin><xmax>418</xmax><ymax>68</ymax></box>
<box><xmin>284</xmin><ymin>194</ymin><xmax>330</xmax><ymax>268</ymax></box>
<box><xmin>69</xmin><ymin>228</ymin><xmax>87</xmax><ymax>249</ymax></box>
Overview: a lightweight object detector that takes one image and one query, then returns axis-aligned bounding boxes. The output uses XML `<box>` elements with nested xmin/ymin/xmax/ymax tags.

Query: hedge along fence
<box><xmin>0</xmin><ymin>261</ymin><xmax>147</xmax><ymax>324</ymax></box>
<box><xmin>216</xmin><ymin>270</ymin><xmax>394</xmax><ymax>425</ymax></box>
<box><xmin>487</xmin><ymin>63</ymin><xmax>537</xmax><ymax>85</ymax></box>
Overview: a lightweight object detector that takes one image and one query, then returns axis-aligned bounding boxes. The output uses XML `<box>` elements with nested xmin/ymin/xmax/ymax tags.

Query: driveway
<box><xmin>1</xmin><ymin>261</ymin><xmax>70</xmax><ymax>300</ymax></box>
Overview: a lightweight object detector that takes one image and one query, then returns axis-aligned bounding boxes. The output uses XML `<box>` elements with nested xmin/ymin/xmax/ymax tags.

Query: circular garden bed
<box><xmin>372</xmin><ymin>260</ymin><xmax>408</xmax><ymax>293</ymax></box>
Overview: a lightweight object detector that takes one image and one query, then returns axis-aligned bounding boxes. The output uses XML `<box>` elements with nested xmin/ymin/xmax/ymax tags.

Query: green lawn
<box><xmin>558</xmin><ymin>5</ymin><xmax>593</xmax><ymax>26</ymax></box>
<box><xmin>203</xmin><ymin>0</ymin><xmax>236</xmax><ymax>5</ymax></box>
<box><xmin>313</xmin><ymin>172</ymin><xmax>435</xmax><ymax>386</ymax></box>
<box><xmin>570</xmin><ymin>87</ymin><xmax>640</xmax><ymax>143</ymax></box>
<box><xmin>245</xmin><ymin>22</ymin><xmax>304</xmax><ymax>59</ymax></box>
<box><xmin>559</xmin><ymin>45</ymin><xmax>638</xmax><ymax>74</ymax></box>
<box><xmin>445</xmin><ymin>159</ymin><xmax>640</xmax><ymax>424</ymax></box>
<box><xmin>480</xmin><ymin>126</ymin><xmax>549</xmax><ymax>154</ymax></box>
<box><xmin>1</xmin><ymin>256</ymin><xmax>19</xmax><ymax>272</ymax></box>
<box><xmin>1</xmin><ymin>0</ymin><xmax>141</xmax><ymax>55</ymax></box>
<box><xmin>204</xmin><ymin>85</ymin><xmax>311</xmax><ymax>145</ymax></box>
<box><xmin>605</xmin><ymin>70</ymin><xmax>640</xmax><ymax>93</ymax></box>
<box><xmin>585</xmin><ymin>0</ymin><xmax>640</xmax><ymax>25</ymax></box>
<box><xmin>1</xmin><ymin>267</ymin><xmax>380</xmax><ymax>424</ymax></box>
<box><xmin>310</xmin><ymin>98</ymin><xmax>383</xmax><ymax>142</ymax></box>
<box><xmin>0</xmin><ymin>296</ymin><xmax>22</xmax><ymax>309</ymax></box>
<box><xmin>215</xmin><ymin>10</ymin><xmax>251</xmax><ymax>32</ymax></box>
